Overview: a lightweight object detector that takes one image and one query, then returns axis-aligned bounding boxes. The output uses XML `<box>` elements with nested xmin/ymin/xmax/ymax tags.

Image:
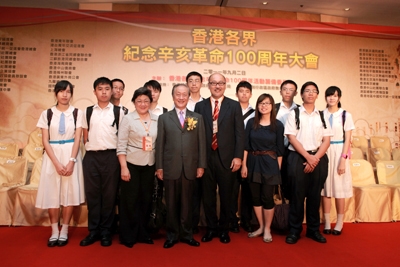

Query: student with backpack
<box><xmin>80</xmin><ymin>77</ymin><xmax>124</xmax><ymax>247</ymax></box>
<box><xmin>284</xmin><ymin>81</ymin><xmax>332</xmax><ymax>245</ymax></box>
<box><xmin>35</xmin><ymin>80</ymin><xmax>85</xmax><ymax>247</ymax></box>
<box><xmin>321</xmin><ymin>86</ymin><xmax>354</xmax><ymax>236</ymax></box>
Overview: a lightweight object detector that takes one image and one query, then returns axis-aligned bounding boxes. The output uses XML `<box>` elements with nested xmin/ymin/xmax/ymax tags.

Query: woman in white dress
<box><xmin>35</xmin><ymin>80</ymin><xmax>85</xmax><ymax>247</ymax></box>
<box><xmin>321</xmin><ymin>86</ymin><xmax>354</xmax><ymax>235</ymax></box>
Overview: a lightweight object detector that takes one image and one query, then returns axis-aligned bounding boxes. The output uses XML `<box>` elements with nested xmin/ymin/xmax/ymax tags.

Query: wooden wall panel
<box><xmin>179</xmin><ymin>5</ymin><xmax>220</xmax><ymax>15</ymax></box>
<box><xmin>112</xmin><ymin>4</ymin><xmax>139</xmax><ymax>12</ymax></box>
<box><xmin>221</xmin><ymin>7</ymin><xmax>260</xmax><ymax>17</ymax></box>
<box><xmin>297</xmin><ymin>12</ymin><xmax>321</xmax><ymax>22</ymax></box>
<box><xmin>260</xmin><ymin>10</ymin><xmax>297</xmax><ymax>20</ymax></box>
<box><xmin>321</xmin><ymin>14</ymin><xmax>348</xmax><ymax>24</ymax></box>
<box><xmin>139</xmin><ymin>4</ymin><xmax>179</xmax><ymax>13</ymax></box>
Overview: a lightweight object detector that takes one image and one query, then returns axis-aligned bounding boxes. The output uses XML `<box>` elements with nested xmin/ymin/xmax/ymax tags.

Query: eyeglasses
<box><xmin>259</xmin><ymin>102</ymin><xmax>272</xmax><ymax>106</ymax></box>
<box><xmin>113</xmin><ymin>87</ymin><xmax>124</xmax><ymax>91</ymax></box>
<box><xmin>303</xmin><ymin>89</ymin><xmax>318</xmax><ymax>94</ymax></box>
<box><xmin>281</xmin><ymin>87</ymin><xmax>295</xmax><ymax>92</ymax></box>
<box><xmin>209</xmin><ymin>82</ymin><xmax>226</xmax><ymax>87</ymax></box>
<box><xmin>135</xmin><ymin>100</ymin><xmax>150</xmax><ymax>105</ymax></box>
<box><xmin>188</xmin><ymin>80</ymin><xmax>201</xmax><ymax>84</ymax></box>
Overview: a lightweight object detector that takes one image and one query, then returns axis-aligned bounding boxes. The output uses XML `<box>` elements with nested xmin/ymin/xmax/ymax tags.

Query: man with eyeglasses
<box><xmin>284</xmin><ymin>81</ymin><xmax>332</xmax><ymax>245</ymax></box>
<box><xmin>111</xmin><ymin>79</ymin><xmax>128</xmax><ymax>115</ymax></box>
<box><xmin>275</xmin><ymin>80</ymin><xmax>299</xmax><ymax>201</ymax></box>
<box><xmin>194</xmin><ymin>73</ymin><xmax>244</xmax><ymax>244</ymax></box>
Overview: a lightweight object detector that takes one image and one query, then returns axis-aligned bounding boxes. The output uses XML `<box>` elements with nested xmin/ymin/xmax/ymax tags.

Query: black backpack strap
<box><xmin>47</xmin><ymin>108</ymin><xmax>53</xmax><ymax>139</ymax></box>
<box><xmin>342</xmin><ymin>110</ymin><xmax>346</xmax><ymax>140</ymax></box>
<box><xmin>162</xmin><ymin>107</ymin><xmax>168</xmax><ymax>114</ymax></box>
<box><xmin>111</xmin><ymin>105</ymin><xmax>121</xmax><ymax>132</ymax></box>
<box><xmin>243</xmin><ymin>108</ymin><xmax>255</xmax><ymax>121</ymax></box>
<box><xmin>72</xmin><ymin>108</ymin><xmax>78</xmax><ymax>130</ymax></box>
<box><xmin>122</xmin><ymin>106</ymin><xmax>129</xmax><ymax>115</ymax></box>
<box><xmin>275</xmin><ymin>103</ymin><xmax>281</xmax><ymax>113</ymax></box>
<box><xmin>47</xmin><ymin>108</ymin><xmax>53</xmax><ymax>129</ymax></box>
<box><xmin>86</xmin><ymin>105</ymin><xmax>94</xmax><ymax>132</ymax></box>
<box><xmin>294</xmin><ymin>107</ymin><xmax>300</xmax><ymax>130</ymax></box>
<box><xmin>319</xmin><ymin>111</ymin><xmax>327</xmax><ymax>129</ymax></box>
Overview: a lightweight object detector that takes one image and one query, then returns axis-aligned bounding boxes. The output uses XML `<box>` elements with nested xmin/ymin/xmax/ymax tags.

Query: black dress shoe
<box><xmin>101</xmin><ymin>234</ymin><xmax>112</xmax><ymax>247</ymax></box>
<box><xmin>57</xmin><ymin>238</ymin><xmax>68</xmax><ymax>247</ymax></box>
<box><xmin>139</xmin><ymin>237</ymin><xmax>154</xmax><ymax>244</ymax></box>
<box><xmin>80</xmin><ymin>234</ymin><xmax>100</xmax><ymax>246</ymax></box>
<box><xmin>192</xmin><ymin>227</ymin><xmax>199</xmax><ymax>234</ymax></box>
<box><xmin>323</xmin><ymin>229</ymin><xmax>332</xmax><ymax>235</ymax></box>
<box><xmin>47</xmin><ymin>238</ymin><xmax>58</xmax><ymax>247</ymax></box>
<box><xmin>306</xmin><ymin>231</ymin><xmax>327</xmax><ymax>243</ymax></box>
<box><xmin>120</xmin><ymin>241</ymin><xmax>134</xmax><ymax>248</ymax></box>
<box><xmin>229</xmin><ymin>225</ymin><xmax>240</xmax><ymax>233</ymax></box>
<box><xmin>219</xmin><ymin>232</ymin><xmax>231</xmax><ymax>244</ymax></box>
<box><xmin>163</xmin><ymin>240</ymin><xmax>178</xmax><ymax>249</ymax></box>
<box><xmin>285</xmin><ymin>233</ymin><xmax>300</xmax><ymax>244</ymax></box>
<box><xmin>241</xmin><ymin>222</ymin><xmax>253</xmax><ymax>233</ymax></box>
<box><xmin>180</xmin><ymin>238</ymin><xmax>200</xmax><ymax>247</ymax></box>
<box><xmin>201</xmin><ymin>230</ymin><xmax>218</xmax><ymax>242</ymax></box>
<box><xmin>332</xmin><ymin>229</ymin><xmax>342</xmax><ymax>235</ymax></box>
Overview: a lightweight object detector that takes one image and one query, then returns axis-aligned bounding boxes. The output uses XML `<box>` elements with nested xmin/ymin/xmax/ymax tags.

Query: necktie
<box><xmin>329</xmin><ymin>114</ymin><xmax>333</xmax><ymax>127</ymax></box>
<box><xmin>59</xmin><ymin>113</ymin><xmax>65</xmax><ymax>135</ymax></box>
<box><xmin>212</xmin><ymin>100</ymin><xmax>219</xmax><ymax>150</ymax></box>
<box><xmin>179</xmin><ymin>111</ymin><xmax>185</xmax><ymax>128</ymax></box>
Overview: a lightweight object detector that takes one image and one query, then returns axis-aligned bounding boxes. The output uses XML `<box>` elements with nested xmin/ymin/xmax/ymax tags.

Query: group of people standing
<box><xmin>34</xmin><ymin>71</ymin><xmax>354</xmax><ymax>249</ymax></box>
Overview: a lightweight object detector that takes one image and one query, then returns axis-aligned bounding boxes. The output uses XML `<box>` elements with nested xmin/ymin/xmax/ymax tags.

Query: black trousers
<box><xmin>280</xmin><ymin>147</ymin><xmax>291</xmax><ymax>200</ymax></box>
<box><xmin>203</xmin><ymin>149</ymin><xmax>235</xmax><ymax>233</ymax></box>
<box><xmin>192</xmin><ymin>178</ymin><xmax>202</xmax><ymax>229</ymax></box>
<box><xmin>230</xmin><ymin>169</ymin><xmax>253</xmax><ymax>226</ymax></box>
<box><xmin>119</xmin><ymin>163</ymin><xmax>154</xmax><ymax>244</ymax></box>
<box><xmin>287</xmin><ymin>151</ymin><xmax>328</xmax><ymax>235</ymax></box>
<box><xmin>164</xmin><ymin>172</ymin><xmax>194</xmax><ymax>241</ymax></box>
<box><xmin>82</xmin><ymin>150</ymin><xmax>120</xmax><ymax>236</ymax></box>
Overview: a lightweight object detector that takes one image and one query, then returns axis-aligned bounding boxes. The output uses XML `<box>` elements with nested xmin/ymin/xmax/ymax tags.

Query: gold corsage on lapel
<box><xmin>185</xmin><ymin>117</ymin><xmax>198</xmax><ymax>131</ymax></box>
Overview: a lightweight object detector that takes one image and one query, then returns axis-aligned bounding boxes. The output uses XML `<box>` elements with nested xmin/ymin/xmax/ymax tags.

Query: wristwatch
<box><xmin>69</xmin><ymin>158</ymin><xmax>77</xmax><ymax>163</ymax></box>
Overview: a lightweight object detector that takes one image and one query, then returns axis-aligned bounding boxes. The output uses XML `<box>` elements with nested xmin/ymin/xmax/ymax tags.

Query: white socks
<box><xmin>59</xmin><ymin>224</ymin><xmax>69</xmax><ymax>240</ymax></box>
<box><xmin>334</xmin><ymin>214</ymin><xmax>344</xmax><ymax>231</ymax></box>
<box><xmin>50</xmin><ymin>223</ymin><xmax>59</xmax><ymax>241</ymax></box>
<box><xmin>324</xmin><ymin>213</ymin><xmax>331</xmax><ymax>229</ymax></box>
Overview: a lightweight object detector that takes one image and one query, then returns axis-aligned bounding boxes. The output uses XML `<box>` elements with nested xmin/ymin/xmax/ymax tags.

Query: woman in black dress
<box><xmin>241</xmin><ymin>93</ymin><xmax>284</xmax><ymax>243</ymax></box>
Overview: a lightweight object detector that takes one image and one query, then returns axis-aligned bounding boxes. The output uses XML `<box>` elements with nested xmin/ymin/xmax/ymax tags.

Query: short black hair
<box><xmin>280</xmin><ymin>80</ymin><xmax>298</xmax><ymax>91</ymax></box>
<box><xmin>111</xmin><ymin>78</ymin><xmax>125</xmax><ymax>89</ymax></box>
<box><xmin>236</xmin><ymin>81</ymin><xmax>252</xmax><ymax>93</ymax></box>
<box><xmin>300</xmin><ymin>81</ymin><xmax>319</xmax><ymax>95</ymax></box>
<box><xmin>186</xmin><ymin>71</ymin><xmax>203</xmax><ymax>83</ymax></box>
<box><xmin>93</xmin><ymin>77</ymin><xmax>112</xmax><ymax>90</ymax></box>
<box><xmin>131</xmin><ymin>87</ymin><xmax>153</xmax><ymax>103</ymax></box>
<box><xmin>143</xmin><ymin>80</ymin><xmax>162</xmax><ymax>92</ymax></box>
<box><xmin>54</xmin><ymin>80</ymin><xmax>74</xmax><ymax>96</ymax></box>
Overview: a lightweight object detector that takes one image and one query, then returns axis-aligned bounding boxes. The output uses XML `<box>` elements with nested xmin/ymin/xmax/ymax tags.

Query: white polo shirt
<box><xmin>83</xmin><ymin>103</ymin><xmax>124</xmax><ymax>151</ymax></box>
<box><xmin>285</xmin><ymin>105</ymin><xmax>332</xmax><ymax>152</ymax></box>
<box><xmin>277</xmin><ymin>102</ymin><xmax>298</xmax><ymax>147</ymax></box>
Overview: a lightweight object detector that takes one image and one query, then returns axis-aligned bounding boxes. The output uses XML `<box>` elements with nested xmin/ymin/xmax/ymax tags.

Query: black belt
<box><xmin>306</xmin><ymin>149</ymin><xmax>318</xmax><ymax>155</ymax></box>
<box><xmin>88</xmin><ymin>149</ymin><xmax>116</xmax><ymax>153</ymax></box>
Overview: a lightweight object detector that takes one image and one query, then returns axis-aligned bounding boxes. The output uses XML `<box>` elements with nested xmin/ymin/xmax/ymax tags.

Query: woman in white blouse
<box><xmin>117</xmin><ymin>87</ymin><xmax>158</xmax><ymax>248</ymax></box>
<box><xmin>322</xmin><ymin>86</ymin><xmax>355</xmax><ymax>236</ymax></box>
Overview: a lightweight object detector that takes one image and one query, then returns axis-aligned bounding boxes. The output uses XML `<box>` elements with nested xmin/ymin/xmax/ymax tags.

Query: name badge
<box><xmin>142</xmin><ymin>136</ymin><xmax>153</xmax><ymax>151</ymax></box>
<box><xmin>213</xmin><ymin>120</ymin><xmax>218</xmax><ymax>134</ymax></box>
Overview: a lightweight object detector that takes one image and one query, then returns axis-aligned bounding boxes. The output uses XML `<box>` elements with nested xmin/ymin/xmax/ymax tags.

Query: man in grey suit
<box><xmin>156</xmin><ymin>83</ymin><xmax>207</xmax><ymax>249</ymax></box>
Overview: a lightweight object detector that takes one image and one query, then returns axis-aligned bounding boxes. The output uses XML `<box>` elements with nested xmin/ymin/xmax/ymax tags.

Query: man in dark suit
<box><xmin>194</xmin><ymin>73</ymin><xmax>244</xmax><ymax>244</ymax></box>
<box><xmin>156</xmin><ymin>83</ymin><xmax>207</xmax><ymax>249</ymax></box>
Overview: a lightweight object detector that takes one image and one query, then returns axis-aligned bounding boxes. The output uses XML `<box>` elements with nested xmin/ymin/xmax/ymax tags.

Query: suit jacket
<box><xmin>156</xmin><ymin>109</ymin><xmax>207</xmax><ymax>180</ymax></box>
<box><xmin>194</xmin><ymin>97</ymin><xmax>245</xmax><ymax>170</ymax></box>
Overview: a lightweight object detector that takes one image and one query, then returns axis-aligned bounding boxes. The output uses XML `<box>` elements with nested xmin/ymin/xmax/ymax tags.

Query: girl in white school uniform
<box><xmin>35</xmin><ymin>80</ymin><xmax>85</xmax><ymax>247</ymax></box>
<box><xmin>321</xmin><ymin>86</ymin><xmax>355</xmax><ymax>235</ymax></box>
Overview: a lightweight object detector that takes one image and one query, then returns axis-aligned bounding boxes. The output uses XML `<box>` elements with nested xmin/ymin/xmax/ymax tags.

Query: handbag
<box><xmin>271</xmin><ymin>185</ymin><xmax>290</xmax><ymax>233</ymax></box>
<box><xmin>147</xmin><ymin>176</ymin><xmax>166</xmax><ymax>233</ymax></box>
